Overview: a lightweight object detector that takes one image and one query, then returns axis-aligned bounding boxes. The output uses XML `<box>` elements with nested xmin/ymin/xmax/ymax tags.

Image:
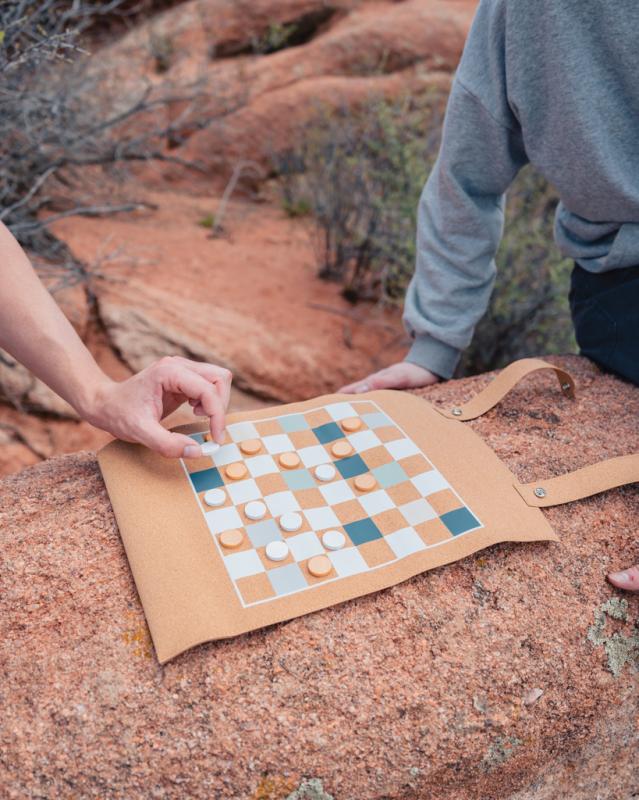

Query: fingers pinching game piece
<box><xmin>331</xmin><ymin>440</ymin><xmax>354</xmax><ymax>458</ymax></box>
<box><xmin>201</xmin><ymin>442</ymin><xmax>221</xmax><ymax>457</ymax></box>
<box><xmin>308</xmin><ymin>555</ymin><xmax>332</xmax><ymax>577</ymax></box>
<box><xmin>341</xmin><ymin>417</ymin><xmax>362</xmax><ymax>432</ymax></box>
<box><xmin>314</xmin><ymin>463</ymin><xmax>336</xmax><ymax>482</ymax></box>
<box><xmin>240</xmin><ymin>439</ymin><xmax>262</xmax><ymax>455</ymax></box>
<box><xmin>322</xmin><ymin>530</ymin><xmax>345</xmax><ymax>551</ymax></box>
<box><xmin>354</xmin><ymin>473</ymin><xmax>377</xmax><ymax>492</ymax></box>
<box><xmin>204</xmin><ymin>488</ymin><xmax>226</xmax><ymax>507</ymax></box>
<box><xmin>219</xmin><ymin>529</ymin><xmax>243</xmax><ymax>549</ymax></box>
<box><xmin>279</xmin><ymin>451</ymin><xmax>301</xmax><ymax>469</ymax></box>
<box><xmin>245</xmin><ymin>500</ymin><xmax>267</xmax><ymax>521</ymax></box>
<box><xmin>225</xmin><ymin>462</ymin><xmax>248</xmax><ymax>480</ymax></box>
<box><xmin>265</xmin><ymin>540</ymin><xmax>289</xmax><ymax>562</ymax></box>
<box><xmin>279</xmin><ymin>512</ymin><xmax>303</xmax><ymax>532</ymax></box>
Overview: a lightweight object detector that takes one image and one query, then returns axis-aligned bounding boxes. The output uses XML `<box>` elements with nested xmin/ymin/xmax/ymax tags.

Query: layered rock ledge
<box><xmin>1</xmin><ymin>356</ymin><xmax>637</xmax><ymax>799</ymax></box>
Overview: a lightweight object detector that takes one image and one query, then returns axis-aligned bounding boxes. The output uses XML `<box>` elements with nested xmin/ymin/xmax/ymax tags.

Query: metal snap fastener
<box><xmin>561</xmin><ymin>383</ymin><xmax>571</xmax><ymax>392</ymax></box>
<box><xmin>534</xmin><ymin>487</ymin><xmax>547</xmax><ymax>498</ymax></box>
<box><xmin>451</xmin><ymin>407</ymin><xmax>462</xmax><ymax>417</ymax></box>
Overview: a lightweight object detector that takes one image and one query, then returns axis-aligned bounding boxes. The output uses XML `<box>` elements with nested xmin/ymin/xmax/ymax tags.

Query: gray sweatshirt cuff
<box><xmin>405</xmin><ymin>334</ymin><xmax>461</xmax><ymax>380</ymax></box>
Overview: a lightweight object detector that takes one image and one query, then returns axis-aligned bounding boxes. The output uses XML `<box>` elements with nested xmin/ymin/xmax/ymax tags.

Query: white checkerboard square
<box><xmin>211</xmin><ymin>443</ymin><xmax>242</xmax><ymax>466</ymax></box>
<box><xmin>325</xmin><ymin>402</ymin><xmax>357</xmax><ymax>421</ymax></box>
<box><xmin>318</xmin><ymin>480</ymin><xmax>355</xmax><ymax>505</ymax></box>
<box><xmin>328</xmin><ymin>547</ymin><xmax>368</xmax><ymax>577</ymax></box>
<box><xmin>411</xmin><ymin>470</ymin><xmax>449</xmax><ymax>497</ymax></box>
<box><xmin>226</xmin><ymin>421</ymin><xmax>259</xmax><ymax>442</ymax></box>
<box><xmin>205</xmin><ymin>506</ymin><xmax>243</xmax><ymax>534</ymax></box>
<box><xmin>245</xmin><ymin>454</ymin><xmax>278</xmax><ymax>478</ymax></box>
<box><xmin>224</xmin><ymin>549</ymin><xmax>265</xmax><ymax>580</ymax></box>
<box><xmin>298</xmin><ymin>445</ymin><xmax>330</xmax><ymax>468</ymax></box>
<box><xmin>385</xmin><ymin>527</ymin><xmax>426</xmax><ymax>558</ymax></box>
<box><xmin>399</xmin><ymin>498</ymin><xmax>437</xmax><ymax>526</ymax></box>
<box><xmin>226</xmin><ymin>478</ymin><xmax>261</xmax><ymax>505</ymax></box>
<box><xmin>304</xmin><ymin>506</ymin><xmax>340</xmax><ymax>531</ymax></box>
<box><xmin>262</xmin><ymin>434</ymin><xmax>294</xmax><ymax>455</ymax></box>
<box><xmin>347</xmin><ymin>429</ymin><xmax>381</xmax><ymax>452</ymax></box>
<box><xmin>359</xmin><ymin>489</ymin><xmax>394</xmax><ymax>517</ymax></box>
<box><xmin>386</xmin><ymin>437</ymin><xmax>421</xmax><ymax>460</ymax></box>
<box><xmin>264</xmin><ymin>490</ymin><xmax>301</xmax><ymax>516</ymax></box>
<box><xmin>287</xmin><ymin>531</ymin><xmax>325</xmax><ymax>561</ymax></box>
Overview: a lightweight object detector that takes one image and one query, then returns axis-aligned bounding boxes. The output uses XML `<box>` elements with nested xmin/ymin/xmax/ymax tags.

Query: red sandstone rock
<box><xmin>1</xmin><ymin>356</ymin><xmax>637</xmax><ymax>798</ymax></box>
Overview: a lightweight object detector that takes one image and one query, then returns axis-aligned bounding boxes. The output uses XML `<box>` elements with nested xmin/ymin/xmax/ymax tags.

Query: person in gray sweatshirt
<box><xmin>341</xmin><ymin>0</ymin><xmax>639</xmax><ymax>592</ymax></box>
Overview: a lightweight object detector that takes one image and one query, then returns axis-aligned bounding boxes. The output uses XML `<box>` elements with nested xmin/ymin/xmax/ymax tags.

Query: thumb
<box><xmin>136</xmin><ymin>421</ymin><xmax>202</xmax><ymax>459</ymax></box>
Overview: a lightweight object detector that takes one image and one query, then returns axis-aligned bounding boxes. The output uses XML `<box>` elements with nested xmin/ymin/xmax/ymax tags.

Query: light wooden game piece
<box><xmin>307</xmin><ymin>555</ymin><xmax>332</xmax><ymax>577</ymax></box>
<box><xmin>341</xmin><ymin>417</ymin><xmax>362</xmax><ymax>432</ymax></box>
<box><xmin>322</xmin><ymin>530</ymin><xmax>345</xmax><ymax>551</ymax></box>
<box><xmin>245</xmin><ymin>500</ymin><xmax>267</xmax><ymax>521</ymax></box>
<box><xmin>204</xmin><ymin>488</ymin><xmax>226</xmax><ymax>507</ymax></box>
<box><xmin>315</xmin><ymin>463</ymin><xmax>336</xmax><ymax>482</ymax></box>
<box><xmin>225</xmin><ymin>462</ymin><xmax>248</xmax><ymax>480</ymax></box>
<box><xmin>240</xmin><ymin>439</ymin><xmax>262</xmax><ymax>455</ymax></box>
<box><xmin>201</xmin><ymin>442</ymin><xmax>220</xmax><ymax>457</ymax></box>
<box><xmin>219</xmin><ymin>529</ymin><xmax>243</xmax><ymax>549</ymax></box>
<box><xmin>331</xmin><ymin>440</ymin><xmax>354</xmax><ymax>458</ymax></box>
<box><xmin>279</xmin><ymin>512</ymin><xmax>303</xmax><ymax>532</ymax></box>
<box><xmin>203</xmin><ymin>432</ymin><xmax>212</xmax><ymax>442</ymax></box>
<box><xmin>279</xmin><ymin>451</ymin><xmax>301</xmax><ymax>469</ymax></box>
<box><xmin>354</xmin><ymin>473</ymin><xmax>377</xmax><ymax>492</ymax></box>
<box><xmin>265</xmin><ymin>540</ymin><xmax>289</xmax><ymax>562</ymax></box>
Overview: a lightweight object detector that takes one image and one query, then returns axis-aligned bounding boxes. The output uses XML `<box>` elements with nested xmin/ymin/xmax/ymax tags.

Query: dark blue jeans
<box><xmin>569</xmin><ymin>263</ymin><xmax>639</xmax><ymax>386</ymax></box>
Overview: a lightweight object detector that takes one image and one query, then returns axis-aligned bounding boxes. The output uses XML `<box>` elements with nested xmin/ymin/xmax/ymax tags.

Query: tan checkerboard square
<box><xmin>295</xmin><ymin>487</ymin><xmax>325</xmax><ymax>509</ymax></box>
<box><xmin>416</xmin><ymin>517</ymin><xmax>453</xmax><ymax>546</ymax></box>
<box><xmin>236</xmin><ymin>572</ymin><xmax>275</xmax><ymax>604</ymax></box>
<box><xmin>359</xmin><ymin>538</ymin><xmax>396</xmax><ymax>568</ymax></box>
<box><xmin>353</xmin><ymin>401</ymin><xmax>378</xmax><ymax>414</ymax></box>
<box><xmin>255</xmin><ymin>419</ymin><xmax>283</xmax><ymax>436</ymax></box>
<box><xmin>361</xmin><ymin>445</ymin><xmax>394</xmax><ymax>469</ymax></box>
<box><xmin>427</xmin><ymin>489</ymin><xmax>461</xmax><ymax>515</ymax></box>
<box><xmin>301</xmin><ymin>558</ymin><xmax>337</xmax><ymax>586</ymax></box>
<box><xmin>399</xmin><ymin>454</ymin><xmax>433</xmax><ymax>478</ymax></box>
<box><xmin>287</xmin><ymin>429</ymin><xmax>317</xmax><ymax>449</ymax></box>
<box><xmin>305</xmin><ymin>408</ymin><xmax>332</xmax><ymax>428</ymax></box>
<box><xmin>332</xmin><ymin>498</ymin><xmax>367</xmax><ymax>524</ymax></box>
<box><xmin>257</xmin><ymin>545</ymin><xmax>295</xmax><ymax>571</ymax></box>
<box><xmin>386</xmin><ymin>482</ymin><xmax>420</xmax><ymax>506</ymax></box>
<box><xmin>216</xmin><ymin>530</ymin><xmax>252</xmax><ymax>554</ymax></box>
<box><xmin>184</xmin><ymin>456</ymin><xmax>213</xmax><ymax>474</ymax></box>
<box><xmin>255</xmin><ymin>473</ymin><xmax>288</xmax><ymax>495</ymax></box>
<box><xmin>375</xmin><ymin>508</ymin><xmax>408</xmax><ymax>535</ymax></box>
<box><xmin>375</xmin><ymin>425</ymin><xmax>404</xmax><ymax>443</ymax></box>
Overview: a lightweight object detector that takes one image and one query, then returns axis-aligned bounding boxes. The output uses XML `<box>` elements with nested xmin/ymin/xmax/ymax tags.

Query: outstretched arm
<box><xmin>0</xmin><ymin>221</ymin><xmax>231</xmax><ymax>457</ymax></box>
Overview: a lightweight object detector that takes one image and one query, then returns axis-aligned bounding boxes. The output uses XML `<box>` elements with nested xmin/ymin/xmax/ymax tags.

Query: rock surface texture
<box><xmin>1</xmin><ymin>356</ymin><xmax>638</xmax><ymax>799</ymax></box>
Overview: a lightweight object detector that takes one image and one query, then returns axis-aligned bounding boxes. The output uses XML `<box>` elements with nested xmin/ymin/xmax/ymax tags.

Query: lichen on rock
<box><xmin>587</xmin><ymin>598</ymin><xmax>639</xmax><ymax>678</ymax></box>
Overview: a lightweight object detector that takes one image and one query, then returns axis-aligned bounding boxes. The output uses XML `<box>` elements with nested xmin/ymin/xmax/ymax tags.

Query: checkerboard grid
<box><xmin>183</xmin><ymin>399</ymin><xmax>483</xmax><ymax>607</ymax></box>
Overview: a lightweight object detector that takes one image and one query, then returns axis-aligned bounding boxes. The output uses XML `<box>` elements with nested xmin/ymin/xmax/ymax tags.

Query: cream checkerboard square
<box><xmin>287</xmin><ymin>531</ymin><xmax>325</xmax><ymax>561</ymax></box>
<box><xmin>298</xmin><ymin>445</ymin><xmax>330</xmax><ymax>468</ymax></box>
<box><xmin>412</xmin><ymin>470</ymin><xmax>449</xmax><ymax>497</ymax></box>
<box><xmin>211</xmin><ymin>443</ymin><xmax>242</xmax><ymax>466</ymax></box>
<box><xmin>262</xmin><ymin>434</ymin><xmax>295</xmax><ymax>454</ymax></box>
<box><xmin>226</xmin><ymin>478</ymin><xmax>261</xmax><ymax>505</ymax></box>
<box><xmin>385</xmin><ymin>527</ymin><xmax>426</xmax><ymax>558</ymax></box>
<box><xmin>245</xmin><ymin>454</ymin><xmax>279</xmax><ymax>478</ymax></box>
<box><xmin>226</xmin><ymin>421</ymin><xmax>259</xmax><ymax>442</ymax></box>
<box><xmin>328</xmin><ymin>547</ymin><xmax>368</xmax><ymax>577</ymax></box>
<box><xmin>303</xmin><ymin>506</ymin><xmax>340</xmax><ymax>531</ymax></box>
<box><xmin>318</xmin><ymin>480</ymin><xmax>355</xmax><ymax>505</ymax></box>
<box><xmin>386</xmin><ymin>437</ymin><xmax>421</xmax><ymax>460</ymax></box>
<box><xmin>205</xmin><ymin>506</ymin><xmax>243</xmax><ymax>535</ymax></box>
<box><xmin>264</xmin><ymin>490</ymin><xmax>301</xmax><ymax>516</ymax></box>
<box><xmin>359</xmin><ymin>489</ymin><xmax>394</xmax><ymax>517</ymax></box>
<box><xmin>347</xmin><ymin>429</ymin><xmax>382</xmax><ymax>452</ymax></box>
<box><xmin>224</xmin><ymin>549</ymin><xmax>265</xmax><ymax>579</ymax></box>
<box><xmin>325</xmin><ymin>402</ymin><xmax>357</xmax><ymax>420</ymax></box>
<box><xmin>399</xmin><ymin>498</ymin><xmax>437</xmax><ymax>526</ymax></box>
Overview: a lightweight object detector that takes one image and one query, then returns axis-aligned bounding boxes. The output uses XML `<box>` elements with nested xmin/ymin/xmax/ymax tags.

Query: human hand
<box><xmin>83</xmin><ymin>356</ymin><xmax>232</xmax><ymax>458</ymax></box>
<box><xmin>339</xmin><ymin>361</ymin><xmax>441</xmax><ymax>393</ymax></box>
<box><xmin>607</xmin><ymin>564</ymin><xmax>639</xmax><ymax>592</ymax></box>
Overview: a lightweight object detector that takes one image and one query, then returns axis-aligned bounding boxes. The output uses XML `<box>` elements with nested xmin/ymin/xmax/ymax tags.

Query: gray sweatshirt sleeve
<box><xmin>403</xmin><ymin>0</ymin><xmax>529</xmax><ymax>378</ymax></box>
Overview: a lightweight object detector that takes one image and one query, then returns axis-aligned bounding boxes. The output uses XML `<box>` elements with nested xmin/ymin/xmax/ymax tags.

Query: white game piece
<box><xmin>322</xmin><ymin>529</ymin><xmax>345</xmax><ymax>551</ymax></box>
<box><xmin>245</xmin><ymin>500</ymin><xmax>267</xmax><ymax>521</ymax></box>
<box><xmin>265</xmin><ymin>540</ymin><xmax>289</xmax><ymax>562</ymax></box>
<box><xmin>201</xmin><ymin>441</ymin><xmax>220</xmax><ymax>456</ymax></box>
<box><xmin>279</xmin><ymin>511</ymin><xmax>303</xmax><ymax>532</ymax></box>
<box><xmin>203</xmin><ymin>488</ymin><xmax>226</xmax><ymax>507</ymax></box>
<box><xmin>315</xmin><ymin>463</ymin><xmax>336</xmax><ymax>482</ymax></box>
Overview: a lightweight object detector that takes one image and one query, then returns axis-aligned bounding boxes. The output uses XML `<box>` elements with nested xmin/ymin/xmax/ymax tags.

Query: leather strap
<box><xmin>436</xmin><ymin>358</ymin><xmax>575</xmax><ymax>421</ymax></box>
<box><xmin>515</xmin><ymin>454</ymin><xmax>639</xmax><ymax>507</ymax></box>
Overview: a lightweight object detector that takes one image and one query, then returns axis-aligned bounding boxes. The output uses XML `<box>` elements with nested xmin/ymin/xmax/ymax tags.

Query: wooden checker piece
<box><xmin>354</xmin><ymin>473</ymin><xmax>377</xmax><ymax>492</ymax></box>
<box><xmin>240</xmin><ymin>438</ymin><xmax>262</xmax><ymax>455</ymax></box>
<box><xmin>225</xmin><ymin>462</ymin><xmax>248</xmax><ymax>480</ymax></box>
<box><xmin>341</xmin><ymin>417</ymin><xmax>362</xmax><ymax>432</ymax></box>
<box><xmin>279</xmin><ymin>451</ymin><xmax>301</xmax><ymax>469</ymax></box>
<box><xmin>331</xmin><ymin>440</ymin><xmax>354</xmax><ymax>458</ymax></box>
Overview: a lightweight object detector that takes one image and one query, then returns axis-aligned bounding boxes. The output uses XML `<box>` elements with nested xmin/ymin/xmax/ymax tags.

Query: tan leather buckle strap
<box><xmin>436</xmin><ymin>358</ymin><xmax>575</xmax><ymax>421</ymax></box>
<box><xmin>515</xmin><ymin>454</ymin><xmax>639</xmax><ymax>507</ymax></box>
